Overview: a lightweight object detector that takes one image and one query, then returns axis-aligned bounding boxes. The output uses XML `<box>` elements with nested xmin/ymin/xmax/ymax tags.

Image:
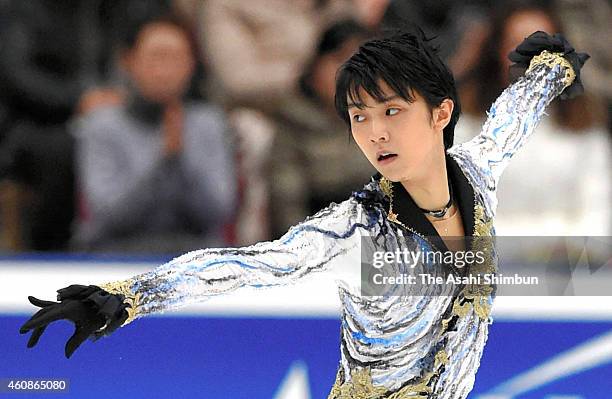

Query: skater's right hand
<box><xmin>19</xmin><ymin>285</ymin><xmax>130</xmax><ymax>358</ymax></box>
<box><xmin>508</xmin><ymin>31</ymin><xmax>590</xmax><ymax>99</ymax></box>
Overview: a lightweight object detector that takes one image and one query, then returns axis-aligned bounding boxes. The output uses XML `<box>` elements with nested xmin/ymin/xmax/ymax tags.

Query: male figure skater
<box><xmin>20</xmin><ymin>30</ymin><xmax>588</xmax><ymax>398</ymax></box>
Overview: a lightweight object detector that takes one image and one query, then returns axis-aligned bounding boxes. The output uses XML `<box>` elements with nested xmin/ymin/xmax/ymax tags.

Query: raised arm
<box><xmin>19</xmin><ymin>197</ymin><xmax>378</xmax><ymax>357</ymax></box>
<box><xmin>448</xmin><ymin>32</ymin><xmax>589</xmax><ymax>214</ymax></box>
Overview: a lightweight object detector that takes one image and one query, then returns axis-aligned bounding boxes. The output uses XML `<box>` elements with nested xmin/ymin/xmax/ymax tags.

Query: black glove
<box><xmin>19</xmin><ymin>284</ymin><xmax>129</xmax><ymax>358</ymax></box>
<box><xmin>508</xmin><ymin>31</ymin><xmax>590</xmax><ymax>99</ymax></box>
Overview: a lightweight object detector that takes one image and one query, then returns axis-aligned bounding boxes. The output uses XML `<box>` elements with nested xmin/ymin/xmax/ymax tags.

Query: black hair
<box><xmin>300</xmin><ymin>19</ymin><xmax>370</xmax><ymax>100</ymax></box>
<box><xmin>120</xmin><ymin>13</ymin><xmax>199</xmax><ymax>55</ymax></box>
<box><xmin>119</xmin><ymin>13</ymin><xmax>207</xmax><ymax>101</ymax></box>
<box><xmin>319</xmin><ymin>19</ymin><xmax>369</xmax><ymax>55</ymax></box>
<box><xmin>334</xmin><ymin>28</ymin><xmax>461</xmax><ymax>150</ymax></box>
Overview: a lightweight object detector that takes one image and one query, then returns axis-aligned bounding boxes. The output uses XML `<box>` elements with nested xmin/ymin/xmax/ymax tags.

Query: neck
<box><xmin>400</xmin><ymin>148</ymin><xmax>450</xmax><ymax>211</ymax></box>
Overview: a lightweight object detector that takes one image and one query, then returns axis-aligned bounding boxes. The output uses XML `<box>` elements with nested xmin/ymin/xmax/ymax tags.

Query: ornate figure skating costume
<box><xmin>98</xmin><ymin>51</ymin><xmax>576</xmax><ymax>398</ymax></box>
<box><xmin>20</xmin><ymin>32</ymin><xmax>588</xmax><ymax>399</ymax></box>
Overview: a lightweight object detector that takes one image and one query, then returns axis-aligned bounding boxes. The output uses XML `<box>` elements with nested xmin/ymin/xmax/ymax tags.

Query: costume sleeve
<box><xmin>447</xmin><ymin>51</ymin><xmax>576</xmax><ymax>214</ymax></box>
<box><xmin>97</xmin><ymin>198</ymin><xmax>374</xmax><ymax>327</ymax></box>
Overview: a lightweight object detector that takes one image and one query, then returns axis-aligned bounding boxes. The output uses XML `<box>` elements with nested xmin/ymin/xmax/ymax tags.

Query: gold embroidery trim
<box><xmin>526</xmin><ymin>50</ymin><xmax>575</xmax><ymax>88</ymax></box>
<box><xmin>379</xmin><ymin>177</ymin><xmax>404</xmax><ymax>227</ymax></box>
<box><xmin>327</xmin><ymin>349</ymin><xmax>449</xmax><ymax>399</ymax></box>
<box><xmin>379</xmin><ymin>176</ymin><xmax>393</xmax><ymax>198</ymax></box>
<box><xmin>457</xmin><ymin>203</ymin><xmax>495</xmax><ymax>322</ymax></box>
<box><xmin>99</xmin><ymin>279</ymin><xmax>141</xmax><ymax>327</ymax></box>
<box><xmin>379</xmin><ymin>177</ymin><xmax>427</xmax><ymax>237</ymax></box>
<box><xmin>380</xmin><ymin>176</ymin><xmax>495</xmax><ymax>322</ymax></box>
<box><xmin>337</xmin><ymin>180</ymin><xmax>492</xmax><ymax>397</ymax></box>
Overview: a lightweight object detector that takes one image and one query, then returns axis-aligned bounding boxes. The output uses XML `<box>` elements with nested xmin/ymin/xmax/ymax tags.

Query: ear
<box><xmin>433</xmin><ymin>99</ymin><xmax>454</xmax><ymax>131</ymax></box>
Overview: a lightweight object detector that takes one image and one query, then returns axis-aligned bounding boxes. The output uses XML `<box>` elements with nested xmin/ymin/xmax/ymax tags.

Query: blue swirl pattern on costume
<box><xmin>100</xmin><ymin>54</ymin><xmax>574</xmax><ymax>398</ymax></box>
<box><xmin>448</xmin><ymin>59</ymin><xmax>572</xmax><ymax>218</ymax></box>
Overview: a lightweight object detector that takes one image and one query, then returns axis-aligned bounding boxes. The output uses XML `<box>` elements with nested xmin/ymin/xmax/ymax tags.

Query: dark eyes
<box><xmin>352</xmin><ymin>108</ymin><xmax>400</xmax><ymax>123</ymax></box>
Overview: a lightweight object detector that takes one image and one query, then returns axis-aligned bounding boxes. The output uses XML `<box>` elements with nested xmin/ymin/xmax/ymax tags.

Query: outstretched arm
<box><xmin>99</xmin><ymin>198</ymin><xmax>371</xmax><ymax>325</ymax></box>
<box><xmin>20</xmin><ymin>198</ymin><xmax>377</xmax><ymax>357</ymax></box>
<box><xmin>448</xmin><ymin>32</ymin><xmax>589</xmax><ymax>214</ymax></box>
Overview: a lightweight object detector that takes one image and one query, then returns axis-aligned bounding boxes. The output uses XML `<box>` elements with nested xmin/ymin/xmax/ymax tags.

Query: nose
<box><xmin>369</xmin><ymin>118</ymin><xmax>389</xmax><ymax>143</ymax></box>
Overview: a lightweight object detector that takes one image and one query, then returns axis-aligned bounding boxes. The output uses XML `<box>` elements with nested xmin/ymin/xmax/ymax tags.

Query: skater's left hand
<box><xmin>508</xmin><ymin>31</ymin><xmax>590</xmax><ymax>99</ymax></box>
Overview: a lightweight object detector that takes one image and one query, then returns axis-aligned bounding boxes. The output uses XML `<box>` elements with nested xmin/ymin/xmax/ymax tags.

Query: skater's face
<box><xmin>124</xmin><ymin>22</ymin><xmax>195</xmax><ymax>104</ymax></box>
<box><xmin>347</xmin><ymin>81</ymin><xmax>453</xmax><ymax>182</ymax></box>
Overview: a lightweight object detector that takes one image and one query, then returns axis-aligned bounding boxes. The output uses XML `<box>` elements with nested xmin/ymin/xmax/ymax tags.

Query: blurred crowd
<box><xmin>0</xmin><ymin>0</ymin><xmax>609</xmax><ymax>255</ymax></box>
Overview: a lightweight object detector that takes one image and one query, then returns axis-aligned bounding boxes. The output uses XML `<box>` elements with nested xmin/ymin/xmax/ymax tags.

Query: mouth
<box><xmin>377</xmin><ymin>152</ymin><xmax>398</xmax><ymax>164</ymax></box>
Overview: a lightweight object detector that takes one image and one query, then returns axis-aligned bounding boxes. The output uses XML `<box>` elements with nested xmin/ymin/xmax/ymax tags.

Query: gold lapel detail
<box><xmin>327</xmin><ymin>349</ymin><xmax>449</xmax><ymax>398</ymax></box>
<box><xmin>473</xmin><ymin>204</ymin><xmax>493</xmax><ymax>237</ymax></box>
<box><xmin>379</xmin><ymin>176</ymin><xmax>496</xmax><ymax>324</ymax></box>
<box><xmin>379</xmin><ymin>176</ymin><xmax>394</xmax><ymax>198</ymax></box>
<box><xmin>449</xmin><ymin>203</ymin><xmax>496</xmax><ymax>322</ymax></box>
<box><xmin>379</xmin><ymin>177</ymin><xmax>412</xmax><ymax>232</ymax></box>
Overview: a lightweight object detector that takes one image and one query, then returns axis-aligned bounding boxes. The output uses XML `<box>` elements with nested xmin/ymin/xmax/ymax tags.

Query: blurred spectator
<box><xmin>198</xmin><ymin>0</ymin><xmax>352</xmax><ymax>111</ymax></box>
<box><xmin>380</xmin><ymin>0</ymin><xmax>492</xmax><ymax>83</ymax></box>
<box><xmin>189</xmin><ymin>0</ymin><xmax>355</xmax><ymax>245</ymax></box>
<box><xmin>0</xmin><ymin>0</ymin><xmax>173</xmax><ymax>251</ymax></box>
<box><xmin>72</xmin><ymin>15</ymin><xmax>237</xmax><ymax>253</ymax></box>
<box><xmin>352</xmin><ymin>0</ymin><xmax>391</xmax><ymax>29</ymax></box>
<box><xmin>225</xmin><ymin>107</ymin><xmax>276</xmax><ymax>245</ymax></box>
<box><xmin>0</xmin><ymin>0</ymin><xmax>174</xmax><ymax>135</ymax></box>
<box><xmin>554</xmin><ymin>0</ymin><xmax>612</xmax><ymax>135</ymax></box>
<box><xmin>0</xmin><ymin>0</ymin><xmax>97</xmax><ymax>251</ymax></box>
<box><xmin>454</xmin><ymin>1</ymin><xmax>611</xmax><ymax>236</ymax></box>
<box><xmin>266</xmin><ymin>20</ymin><xmax>376</xmax><ymax>239</ymax></box>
